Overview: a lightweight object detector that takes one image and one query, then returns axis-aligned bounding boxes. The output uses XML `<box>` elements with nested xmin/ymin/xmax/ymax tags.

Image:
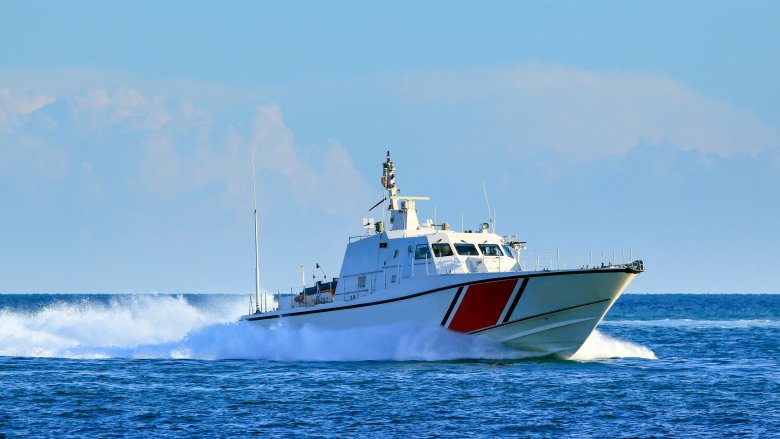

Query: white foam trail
<box><xmin>570</xmin><ymin>329</ymin><xmax>657</xmax><ymax>361</ymax></box>
<box><xmin>0</xmin><ymin>295</ymin><xmax>522</xmax><ymax>361</ymax></box>
<box><xmin>0</xmin><ymin>295</ymin><xmax>246</xmax><ymax>358</ymax></box>
<box><xmin>127</xmin><ymin>322</ymin><xmax>527</xmax><ymax>361</ymax></box>
<box><xmin>1</xmin><ymin>295</ymin><xmax>659</xmax><ymax>361</ymax></box>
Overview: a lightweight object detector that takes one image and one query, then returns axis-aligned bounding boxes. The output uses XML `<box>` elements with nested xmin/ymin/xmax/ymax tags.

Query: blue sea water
<box><xmin>0</xmin><ymin>294</ymin><xmax>778</xmax><ymax>437</ymax></box>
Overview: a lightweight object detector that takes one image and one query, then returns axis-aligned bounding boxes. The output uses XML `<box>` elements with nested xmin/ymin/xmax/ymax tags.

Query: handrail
<box><xmin>250</xmin><ymin>247</ymin><xmax>639</xmax><ymax>315</ymax></box>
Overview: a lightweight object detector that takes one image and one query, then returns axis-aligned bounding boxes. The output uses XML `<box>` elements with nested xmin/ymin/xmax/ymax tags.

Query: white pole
<box><xmin>252</xmin><ymin>152</ymin><xmax>261</xmax><ymax>313</ymax></box>
<box><xmin>482</xmin><ymin>179</ymin><xmax>493</xmax><ymax>232</ymax></box>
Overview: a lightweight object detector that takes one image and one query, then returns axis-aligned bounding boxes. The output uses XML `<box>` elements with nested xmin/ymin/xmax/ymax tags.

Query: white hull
<box><xmin>243</xmin><ymin>267</ymin><xmax>638</xmax><ymax>359</ymax></box>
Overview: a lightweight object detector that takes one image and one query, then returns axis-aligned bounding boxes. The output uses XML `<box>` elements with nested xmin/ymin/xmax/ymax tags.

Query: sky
<box><xmin>1</xmin><ymin>1</ymin><xmax>779</xmax><ymax>294</ymax></box>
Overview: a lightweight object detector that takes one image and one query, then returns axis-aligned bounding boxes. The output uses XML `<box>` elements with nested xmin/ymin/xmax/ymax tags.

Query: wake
<box><xmin>570</xmin><ymin>330</ymin><xmax>657</xmax><ymax>360</ymax></box>
<box><xmin>0</xmin><ymin>295</ymin><xmax>655</xmax><ymax>361</ymax></box>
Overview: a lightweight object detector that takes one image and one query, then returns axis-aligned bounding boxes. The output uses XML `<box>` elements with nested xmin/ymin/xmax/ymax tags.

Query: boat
<box><xmin>241</xmin><ymin>152</ymin><xmax>644</xmax><ymax>358</ymax></box>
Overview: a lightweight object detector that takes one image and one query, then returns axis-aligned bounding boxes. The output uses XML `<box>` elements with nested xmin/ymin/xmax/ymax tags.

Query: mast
<box><xmin>382</xmin><ymin>151</ymin><xmax>398</xmax><ymax>210</ymax></box>
<box><xmin>252</xmin><ymin>152</ymin><xmax>261</xmax><ymax>313</ymax></box>
<box><xmin>380</xmin><ymin>151</ymin><xmax>428</xmax><ymax>231</ymax></box>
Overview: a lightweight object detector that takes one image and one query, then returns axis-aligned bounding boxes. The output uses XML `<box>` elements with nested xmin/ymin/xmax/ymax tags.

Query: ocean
<box><xmin>0</xmin><ymin>294</ymin><xmax>777</xmax><ymax>437</ymax></box>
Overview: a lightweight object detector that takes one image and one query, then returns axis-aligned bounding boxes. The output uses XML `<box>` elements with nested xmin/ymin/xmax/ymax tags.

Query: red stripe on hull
<box><xmin>448</xmin><ymin>279</ymin><xmax>518</xmax><ymax>333</ymax></box>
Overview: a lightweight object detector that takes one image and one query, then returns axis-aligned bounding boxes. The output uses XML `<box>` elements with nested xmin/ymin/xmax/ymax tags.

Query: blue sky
<box><xmin>1</xmin><ymin>1</ymin><xmax>778</xmax><ymax>293</ymax></box>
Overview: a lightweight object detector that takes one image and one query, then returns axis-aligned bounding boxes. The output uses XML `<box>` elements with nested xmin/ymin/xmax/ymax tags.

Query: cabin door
<box><xmin>402</xmin><ymin>245</ymin><xmax>413</xmax><ymax>279</ymax></box>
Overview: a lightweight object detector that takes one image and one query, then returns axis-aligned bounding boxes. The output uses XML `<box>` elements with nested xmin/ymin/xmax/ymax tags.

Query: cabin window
<box><xmin>479</xmin><ymin>244</ymin><xmax>503</xmax><ymax>257</ymax></box>
<box><xmin>357</xmin><ymin>276</ymin><xmax>366</xmax><ymax>289</ymax></box>
<box><xmin>502</xmin><ymin>245</ymin><xmax>514</xmax><ymax>258</ymax></box>
<box><xmin>415</xmin><ymin>244</ymin><xmax>432</xmax><ymax>260</ymax></box>
<box><xmin>393</xmin><ymin>249</ymin><xmax>399</xmax><ymax>259</ymax></box>
<box><xmin>432</xmin><ymin>243</ymin><xmax>454</xmax><ymax>257</ymax></box>
<box><xmin>454</xmin><ymin>243</ymin><xmax>479</xmax><ymax>256</ymax></box>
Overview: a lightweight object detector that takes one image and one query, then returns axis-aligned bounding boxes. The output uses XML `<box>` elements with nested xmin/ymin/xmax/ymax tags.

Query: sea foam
<box><xmin>570</xmin><ymin>329</ymin><xmax>657</xmax><ymax>360</ymax></box>
<box><xmin>0</xmin><ymin>294</ymin><xmax>656</xmax><ymax>361</ymax></box>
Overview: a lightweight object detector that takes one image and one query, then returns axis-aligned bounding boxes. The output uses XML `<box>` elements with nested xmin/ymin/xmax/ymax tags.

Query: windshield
<box><xmin>502</xmin><ymin>245</ymin><xmax>514</xmax><ymax>258</ymax></box>
<box><xmin>454</xmin><ymin>243</ymin><xmax>479</xmax><ymax>256</ymax></box>
<box><xmin>478</xmin><ymin>244</ymin><xmax>503</xmax><ymax>257</ymax></box>
<box><xmin>415</xmin><ymin>244</ymin><xmax>432</xmax><ymax>260</ymax></box>
<box><xmin>432</xmin><ymin>243</ymin><xmax>454</xmax><ymax>257</ymax></box>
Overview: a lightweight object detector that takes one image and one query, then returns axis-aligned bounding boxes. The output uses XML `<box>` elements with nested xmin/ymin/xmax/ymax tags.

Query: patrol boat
<box><xmin>242</xmin><ymin>152</ymin><xmax>644</xmax><ymax>358</ymax></box>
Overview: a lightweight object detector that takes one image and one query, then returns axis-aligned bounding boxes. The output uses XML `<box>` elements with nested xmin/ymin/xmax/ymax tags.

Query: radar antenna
<box><xmin>382</xmin><ymin>150</ymin><xmax>398</xmax><ymax>209</ymax></box>
<box><xmin>368</xmin><ymin>151</ymin><xmax>428</xmax><ymax>231</ymax></box>
<box><xmin>368</xmin><ymin>150</ymin><xmax>395</xmax><ymax>211</ymax></box>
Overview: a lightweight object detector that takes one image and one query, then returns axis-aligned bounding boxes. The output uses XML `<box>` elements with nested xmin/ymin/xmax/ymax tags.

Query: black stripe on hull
<box><xmin>469</xmin><ymin>297</ymin><xmax>612</xmax><ymax>334</ymax></box>
<box><xmin>245</xmin><ymin>267</ymin><xmax>634</xmax><ymax>322</ymax></box>
<box><xmin>440</xmin><ymin>286</ymin><xmax>464</xmax><ymax>326</ymax></box>
<box><xmin>502</xmin><ymin>278</ymin><xmax>529</xmax><ymax>323</ymax></box>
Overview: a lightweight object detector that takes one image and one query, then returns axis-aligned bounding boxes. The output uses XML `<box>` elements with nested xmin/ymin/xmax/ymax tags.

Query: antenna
<box><xmin>363</xmin><ymin>217</ymin><xmax>375</xmax><ymax>235</ymax></box>
<box><xmin>312</xmin><ymin>262</ymin><xmax>327</xmax><ymax>286</ymax></box>
<box><xmin>482</xmin><ymin>179</ymin><xmax>494</xmax><ymax>233</ymax></box>
<box><xmin>251</xmin><ymin>152</ymin><xmax>261</xmax><ymax>313</ymax></box>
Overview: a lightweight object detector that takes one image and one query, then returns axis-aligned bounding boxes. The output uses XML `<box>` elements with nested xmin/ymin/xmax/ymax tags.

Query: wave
<box><xmin>602</xmin><ymin>319</ymin><xmax>780</xmax><ymax>328</ymax></box>
<box><xmin>570</xmin><ymin>330</ymin><xmax>657</xmax><ymax>361</ymax></box>
<box><xmin>0</xmin><ymin>294</ymin><xmax>245</xmax><ymax>358</ymax></box>
<box><xmin>0</xmin><ymin>294</ymin><xmax>655</xmax><ymax>361</ymax></box>
<box><xmin>131</xmin><ymin>322</ymin><xmax>531</xmax><ymax>361</ymax></box>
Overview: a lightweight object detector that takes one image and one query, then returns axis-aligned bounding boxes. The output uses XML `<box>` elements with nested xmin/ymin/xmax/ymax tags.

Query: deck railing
<box><xmin>249</xmin><ymin>247</ymin><xmax>638</xmax><ymax>314</ymax></box>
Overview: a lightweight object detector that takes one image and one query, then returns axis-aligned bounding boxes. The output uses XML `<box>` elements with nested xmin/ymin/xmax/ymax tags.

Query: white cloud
<box><xmin>0</xmin><ymin>88</ymin><xmax>65</xmax><ymax>181</ymax></box>
<box><xmin>0</xmin><ymin>87</ymin><xmax>55</xmax><ymax>132</ymax></box>
<box><xmin>392</xmin><ymin>63</ymin><xmax>780</xmax><ymax>158</ymax></box>
<box><xmin>71</xmin><ymin>87</ymin><xmax>171</xmax><ymax>131</ymax></box>
<box><xmin>248</xmin><ymin>104</ymin><xmax>323</xmax><ymax>207</ymax></box>
<box><xmin>3</xmin><ymin>65</ymin><xmax>777</xmax><ymax>162</ymax></box>
<box><xmin>201</xmin><ymin>104</ymin><xmax>371</xmax><ymax>216</ymax></box>
<box><xmin>3</xmin><ymin>64</ymin><xmax>776</xmax><ymax>209</ymax></box>
<box><xmin>127</xmin><ymin>101</ymin><xmax>371</xmax><ymax>217</ymax></box>
<box><xmin>0</xmin><ymin>80</ymin><xmax>370</xmax><ymax>220</ymax></box>
<box><xmin>247</xmin><ymin>105</ymin><xmax>371</xmax><ymax>215</ymax></box>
